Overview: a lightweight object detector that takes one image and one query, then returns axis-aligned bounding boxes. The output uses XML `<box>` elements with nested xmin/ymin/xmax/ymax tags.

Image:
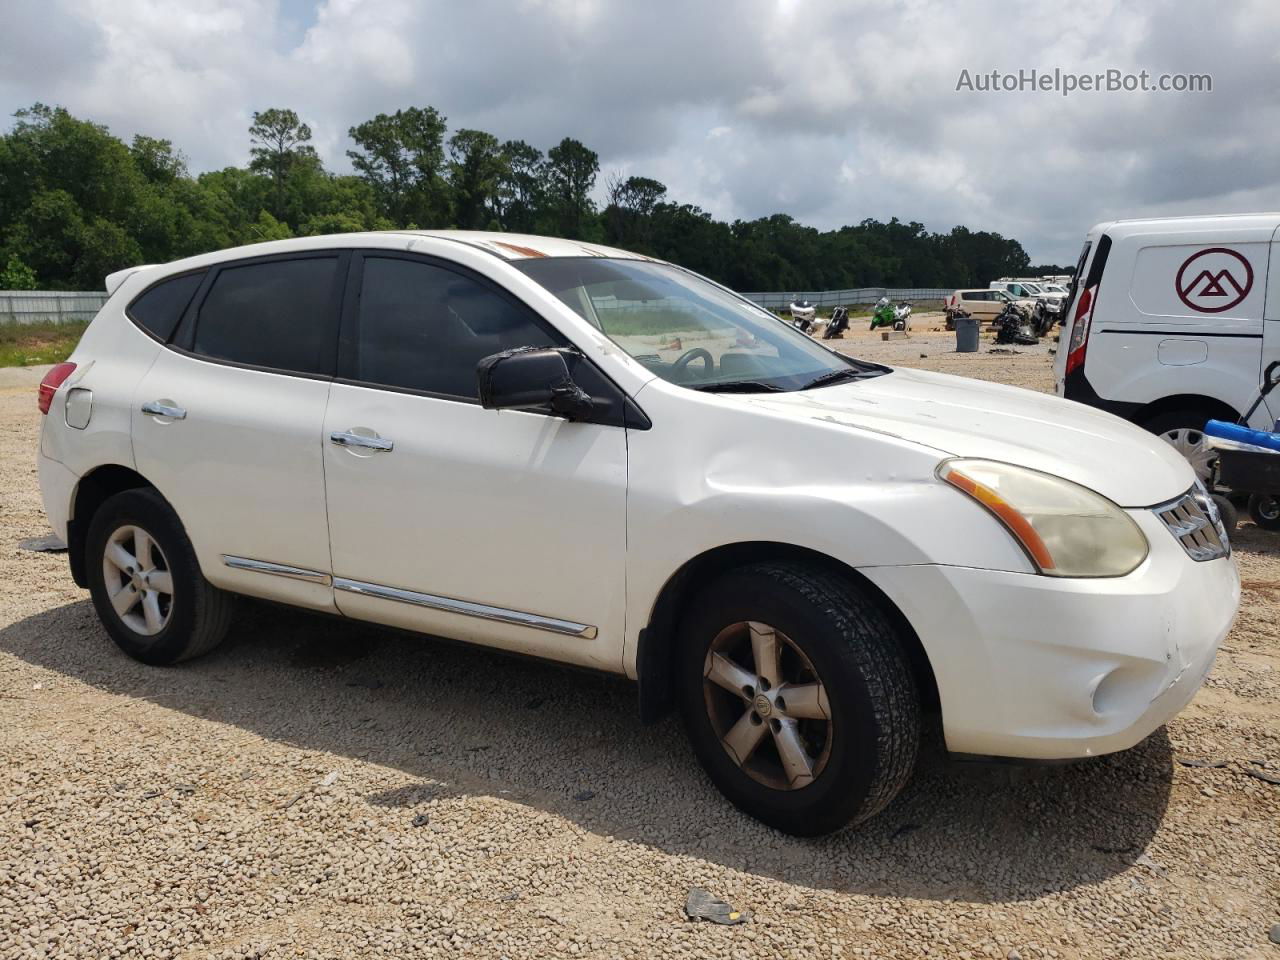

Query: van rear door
<box><xmin>1263</xmin><ymin>225</ymin><xmax>1280</xmax><ymax>426</ymax></box>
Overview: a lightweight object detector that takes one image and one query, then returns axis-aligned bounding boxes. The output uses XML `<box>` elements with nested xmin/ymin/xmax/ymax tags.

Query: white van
<box><xmin>1054</xmin><ymin>213</ymin><xmax>1280</xmax><ymax>481</ymax></box>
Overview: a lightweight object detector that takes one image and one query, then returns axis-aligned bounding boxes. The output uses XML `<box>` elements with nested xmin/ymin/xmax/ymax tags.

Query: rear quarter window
<box><xmin>126</xmin><ymin>271</ymin><xmax>205</xmax><ymax>342</ymax></box>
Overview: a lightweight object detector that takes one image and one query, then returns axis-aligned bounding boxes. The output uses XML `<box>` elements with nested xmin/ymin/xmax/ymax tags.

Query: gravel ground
<box><xmin>2</xmin><ymin>330</ymin><xmax>1278</xmax><ymax>960</ymax></box>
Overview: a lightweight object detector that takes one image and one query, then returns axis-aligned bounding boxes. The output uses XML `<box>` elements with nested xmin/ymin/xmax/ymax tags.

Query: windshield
<box><xmin>1043</xmin><ymin>284</ymin><xmax>1067</xmax><ymax>294</ymax></box>
<box><xmin>514</xmin><ymin>257</ymin><xmax>885</xmax><ymax>392</ymax></box>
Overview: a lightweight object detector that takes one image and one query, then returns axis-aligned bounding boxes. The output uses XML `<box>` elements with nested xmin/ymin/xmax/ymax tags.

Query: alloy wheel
<box><xmin>702</xmin><ymin>621</ymin><xmax>832</xmax><ymax>790</ymax></box>
<box><xmin>1160</xmin><ymin>427</ymin><xmax>1215</xmax><ymax>484</ymax></box>
<box><xmin>101</xmin><ymin>524</ymin><xmax>174</xmax><ymax>636</ymax></box>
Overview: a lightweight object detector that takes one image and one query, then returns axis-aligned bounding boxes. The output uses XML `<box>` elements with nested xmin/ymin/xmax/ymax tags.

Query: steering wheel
<box><xmin>671</xmin><ymin>347</ymin><xmax>714</xmax><ymax>380</ymax></box>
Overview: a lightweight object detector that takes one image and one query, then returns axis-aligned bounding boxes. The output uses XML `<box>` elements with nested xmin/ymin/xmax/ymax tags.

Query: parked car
<box><xmin>1054</xmin><ymin>214</ymin><xmax>1280</xmax><ymax>483</ymax></box>
<box><xmin>39</xmin><ymin>231</ymin><xmax>1238</xmax><ymax>835</ymax></box>
<box><xmin>944</xmin><ymin>288</ymin><xmax>1032</xmax><ymax>328</ymax></box>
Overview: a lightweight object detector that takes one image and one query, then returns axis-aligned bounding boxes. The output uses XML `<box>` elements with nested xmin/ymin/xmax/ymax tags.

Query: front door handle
<box><xmin>141</xmin><ymin>400</ymin><xmax>186</xmax><ymax>420</ymax></box>
<box><xmin>330</xmin><ymin>430</ymin><xmax>394</xmax><ymax>452</ymax></box>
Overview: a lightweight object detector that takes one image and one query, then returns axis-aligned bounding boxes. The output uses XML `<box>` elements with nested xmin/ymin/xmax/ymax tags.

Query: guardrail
<box><xmin>741</xmin><ymin>288</ymin><xmax>953</xmax><ymax>310</ymax></box>
<box><xmin>0</xmin><ymin>291</ymin><xmax>108</xmax><ymax>325</ymax></box>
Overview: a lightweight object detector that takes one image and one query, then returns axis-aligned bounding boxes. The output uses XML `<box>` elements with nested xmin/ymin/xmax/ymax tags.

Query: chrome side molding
<box><xmin>222</xmin><ymin>555</ymin><xmax>332</xmax><ymax>585</ymax></box>
<box><xmin>332</xmin><ymin>577</ymin><xmax>598</xmax><ymax>640</ymax></box>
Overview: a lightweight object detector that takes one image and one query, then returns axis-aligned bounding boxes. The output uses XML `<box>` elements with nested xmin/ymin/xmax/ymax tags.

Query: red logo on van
<box><xmin>1175</xmin><ymin>247</ymin><xmax>1253</xmax><ymax>313</ymax></box>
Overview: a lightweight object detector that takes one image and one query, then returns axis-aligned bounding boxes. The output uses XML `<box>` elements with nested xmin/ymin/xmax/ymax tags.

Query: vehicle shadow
<box><xmin>2</xmin><ymin>599</ymin><xmax>1173</xmax><ymax>903</ymax></box>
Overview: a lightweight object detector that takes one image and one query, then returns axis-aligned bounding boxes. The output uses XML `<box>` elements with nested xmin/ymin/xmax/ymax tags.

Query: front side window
<box><xmin>127</xmin><ymin>271</ymin><xmax>205</xmax><ymax>341</ymax></box>
<box><xmin>192</xmin><ymin>257</ymin><xmax>339</xmax><ymax>374</ymax></box>
<box><xmin>352</xmin><ymin>257</ymin><xmax>559</xmax><ymax>398</ymax></box>
<box><xmin>514</xmin><ymin>258</ymin><xmax>883</xmax><ymax>392</ymax></box>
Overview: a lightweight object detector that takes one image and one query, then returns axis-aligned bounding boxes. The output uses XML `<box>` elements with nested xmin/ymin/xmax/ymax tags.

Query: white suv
<box><xmin>38</xmin><ymin>231</ymin><xmax>1239</xmax><ymax>835</ymax></box>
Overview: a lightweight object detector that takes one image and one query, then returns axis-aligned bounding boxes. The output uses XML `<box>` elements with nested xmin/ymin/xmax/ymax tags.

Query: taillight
<box><xmin>37</xmin><ymin>362</ymin><xmax>77</xmax><ymax>415</ymax></box>
<box><xmin>1064</xmin><ymin>287</ymin><xmax>1096</xmax><ymax>376</ymax></box>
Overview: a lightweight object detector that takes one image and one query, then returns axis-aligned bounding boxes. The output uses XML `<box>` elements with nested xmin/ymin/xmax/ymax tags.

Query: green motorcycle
<box><xmin>868</xmin><ymin>297</ymin><xmax>895</xmax><ymax>330</ymax></box>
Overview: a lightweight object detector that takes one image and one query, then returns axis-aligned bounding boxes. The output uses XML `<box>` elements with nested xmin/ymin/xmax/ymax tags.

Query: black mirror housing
<box><xmin>476</xmin><ymin>347</ymin><xmax>594</xmax><ymax>420</ymax></box>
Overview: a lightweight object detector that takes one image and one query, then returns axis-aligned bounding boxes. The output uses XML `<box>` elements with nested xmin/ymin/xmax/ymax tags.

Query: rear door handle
<box><xmin>330</xmin><ymin>430</ymin><xmax>394</xmax><ymax>452</ymax></box>
<box><xmin>141</xmin><ymin>400</ymin><xmax>186</xmax><ymax>420</ymax></box>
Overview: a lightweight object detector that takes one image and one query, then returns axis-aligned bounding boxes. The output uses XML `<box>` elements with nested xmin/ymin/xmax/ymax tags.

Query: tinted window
<box><xmin>128</xmin><ymin>272</ymin><xmax>204</xmax><ymax>341</ymax></box>
<box><xmin>353</xmin><ymin>257</ymin><xmax>559</xmax><ymax>398</ymax></box>
<box><xmin>193</xmin><ymin>257</ymin><xmax>339</xmax><ymax>374</ymax></box>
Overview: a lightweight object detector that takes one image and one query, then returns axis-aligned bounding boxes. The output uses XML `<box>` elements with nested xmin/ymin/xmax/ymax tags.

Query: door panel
<box><xmin>129</xmin><ymin>251</ymin><xmax>345</xmax><ymax>611</ymax></box>
<box><xmin>321</xmin><ymin>251</ymin><xmax>629</xmax><ymax>671</ymax></box>
<box><xmin>323</xmin><ymin>384</ymin><xmax>628</xmax><ymax>670</ymax></box>
<box><xmin>132</xmin><ymin>350</ymin><xmax>335</xmax><ymax>610</ymax></box>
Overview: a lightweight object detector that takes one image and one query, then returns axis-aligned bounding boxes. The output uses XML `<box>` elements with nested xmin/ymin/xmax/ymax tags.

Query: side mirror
<box><xmin>476</xmin><ymin>347</ymin><xmax>595</xmax><ymax>421</ymax></box>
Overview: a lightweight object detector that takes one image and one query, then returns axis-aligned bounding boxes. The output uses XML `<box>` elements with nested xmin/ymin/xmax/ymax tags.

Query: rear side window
<box><xmin>127</xmin><ymin>272</ymin><xmax>204</xmax><ymax>341</ymax></box>
<box><xmin>350</xmin><ymin>256</ymin><xmax>559</xmax><ymax>399</ymax></box>
<box><xmin>192</xmin><ymin>257</ymin><xmax>339</xmax><ymax>375</ymax></box>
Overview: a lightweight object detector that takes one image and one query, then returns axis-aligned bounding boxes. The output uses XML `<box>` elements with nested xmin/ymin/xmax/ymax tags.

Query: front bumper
<box><xmin>861</xmin><ymin>510</ymin><xmax>1239</xmax><ymax>759</ymax></box>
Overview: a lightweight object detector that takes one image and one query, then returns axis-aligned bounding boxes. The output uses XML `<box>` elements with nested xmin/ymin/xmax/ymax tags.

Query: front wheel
<box><xmin>86</xmin><ymin>488</ymin><xmax>235</xmax><ymax>665</ymax></box>
<box><xmin>677</xmin><ymin>562</ymin><xmax>920</xmax><ymax>835</ymax></box>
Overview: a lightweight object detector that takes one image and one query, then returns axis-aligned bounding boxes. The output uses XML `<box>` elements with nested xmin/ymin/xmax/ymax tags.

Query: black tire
<box><xmin>86</xmin><ymin>488</ymin><xmax>235</xmax><ymax>665</ymax></box>
<box><xmin>676</xmin><ymin>562</ymin><xmax>920</xmax><ymax>835</ymax></box>
<box><xmin>1142</xmin><ymin>409</ymin><xmax>1210</xmax><ymax>436</ymax></box>
<box><xmin>1248</xmin><ymin>493</ymin><xmax>1280</xmax><ymax>531</ymax></box>
<box><xmin>1211</xmin><ymin>494</ymin><xmax>1238</xmax><ymax>533</ymax></box>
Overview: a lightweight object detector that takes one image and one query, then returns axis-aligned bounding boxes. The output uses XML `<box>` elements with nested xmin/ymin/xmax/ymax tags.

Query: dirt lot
<box><xmin>2</xmin><ymin>330</ymin><xmax>1278</xmax><ymax>959</ymax></box>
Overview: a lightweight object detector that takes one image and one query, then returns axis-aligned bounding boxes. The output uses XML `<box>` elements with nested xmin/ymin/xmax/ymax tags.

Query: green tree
<box><xmin>603</xmin><ymin>174</ymin><xmax>667</xmax><ymax>251</ymax></box>
<box><xmin>448</xmin><ymin>129</ymin><xmax>504</xmax><ymax>229</ymax></box>
<box><xmin>248</xmin><ymin>108</ymin><xmax>319</xmax><ymax>219</ymax></box>
<box><xmin>543</xmin><ymin>137</ymin><xmax>598</xmax><ymax>239</ymax></box>
<box><xmin>130</xmin><ymin>135</ymin><xmax>186</xmax><ymax>184</ymax></box>
<box><xmin>0</xmin><ymin>254</ymin><xmax>37</xmax><ymax>289</ymax></box>
<box><xmin>494</xmin><ymin>140</ymin><xmax>543</xmax><ymax>232</ymax></box>
<box><xmin>347</xmin><ymin>106</ymin><xmax>450</xmax><ymax>227</ymax></box>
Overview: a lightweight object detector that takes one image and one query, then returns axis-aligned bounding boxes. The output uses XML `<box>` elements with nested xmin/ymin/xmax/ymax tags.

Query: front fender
<box><xmin>622</xmin><ymin>385</ymin><xmax>1035</xmax><ymax>676</ymax></box>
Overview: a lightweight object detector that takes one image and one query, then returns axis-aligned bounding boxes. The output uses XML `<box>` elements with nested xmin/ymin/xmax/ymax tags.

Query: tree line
<box><xmin>0</xmin><ymin>103</ymin><xmax>1065</xmax><ymax>293</ymax></box>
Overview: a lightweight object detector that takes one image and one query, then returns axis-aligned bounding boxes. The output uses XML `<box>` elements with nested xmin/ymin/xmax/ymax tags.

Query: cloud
<box><xmin>0</xmin><ymin>0</ymin><xmax>1272</xmax><ymax>263</ymax></box>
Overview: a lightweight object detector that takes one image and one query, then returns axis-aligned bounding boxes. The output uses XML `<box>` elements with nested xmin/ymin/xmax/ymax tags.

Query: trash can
<box><xmin>954</xmin><ymin>314</ymin><xmax>979</xmax><ymax>353</ymax></box>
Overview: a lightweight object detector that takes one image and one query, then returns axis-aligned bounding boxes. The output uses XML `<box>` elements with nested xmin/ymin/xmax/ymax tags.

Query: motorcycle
<box><xmin>994</xmin><ymin>301</ymin><xmax>1039</xmax><ymax>346</ymax></box>
<box><xmin>868</xmin><ymin>297</ymin><xmax>896</xmax><ymax>330</ymax></box>
<box><xmin>1032</xmin><ymin>298</ymin><xmax>1061</xmax><ymax>337</ymax></box>
<box><xmin>892</xmin><ymin>300</ymin><xmax>912</xmax><ymax>331</ymax></box>
<box><xmin>788</xmin><ymin>298</ymin><xmax>817</xmax><ymax>333</ymax></box>
<box><xmin>822</xmin><ymin>305</ymin><xmax>850</xmax><ymax>339</ymax></box>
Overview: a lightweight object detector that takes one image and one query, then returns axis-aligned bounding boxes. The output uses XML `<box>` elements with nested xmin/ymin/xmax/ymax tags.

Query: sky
<box><xmin>1</xmin><ymin>0</ymin><xmax>1274</xmax><ymax>264</ymax></box>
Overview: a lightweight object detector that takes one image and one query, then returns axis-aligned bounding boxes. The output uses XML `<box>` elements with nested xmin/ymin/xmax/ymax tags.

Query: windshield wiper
<box><xmin>690</xmin><ymin>380</ymin><xmax>786</xmax><ymax>394</ymax></box>
<box><xmin>800</xmin><ymin>368</ymin><xmax>873</xmax><ymax>390</ymax></box>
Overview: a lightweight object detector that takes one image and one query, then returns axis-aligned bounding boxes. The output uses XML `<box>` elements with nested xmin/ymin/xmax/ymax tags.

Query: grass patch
<box><xmin>0</xmin><ymin>320</ymin><xmax>89</xmax><ymax>367</ymax></box>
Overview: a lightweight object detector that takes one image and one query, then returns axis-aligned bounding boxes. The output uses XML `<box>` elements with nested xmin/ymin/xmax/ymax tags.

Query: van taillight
<box><xmin>1065</xmin><ymin>287</ymin><xmax>1096</xmax><ymax>376</ymax></box>
<box><xmin>37</xmin><ymin>362</ymin><xmax>77</xmax><ymax>415</ymax></box>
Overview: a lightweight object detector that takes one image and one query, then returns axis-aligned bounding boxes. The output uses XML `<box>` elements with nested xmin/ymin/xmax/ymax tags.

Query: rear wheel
<box><xmin>1143</xmin><ymin>410</ymin><xmax>1216</xmax><ymax>485</ymax></box>
<box><xmin>1248</xmin><ymin>493</ymin><xmax>1280</xmax><ymax>531</ymax></box>
<box><xmin>677</xmin><ymin>562</ymin><xmax>920</xmax><ymax>835</ymax></box>
<box><xmin>86</xmin><ymin>488</ymin><xmax>235</xmax><ymax>665</ymax></box>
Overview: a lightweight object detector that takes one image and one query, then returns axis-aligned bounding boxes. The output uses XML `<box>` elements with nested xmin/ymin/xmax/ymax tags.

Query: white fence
<box><xmin>742</xmin><ymin>287</ymin><xmax>953</xmax><ymax>310</ymax></box>
<box><xmin>0</xmin><ymin>291</ymin><xmax>108</xmax><ymax>325</ymax></box>
<box><xmin>0</xmin><ymin>286</ymin><xmax>956</xmax><ymax>324</ymax></box>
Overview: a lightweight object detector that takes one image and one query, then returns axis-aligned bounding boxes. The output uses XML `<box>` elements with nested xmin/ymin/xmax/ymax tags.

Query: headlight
<box><xmin>938</xmin><ymin>459</ymin><xmax>1149</xmax><ymax>577</ymax></box>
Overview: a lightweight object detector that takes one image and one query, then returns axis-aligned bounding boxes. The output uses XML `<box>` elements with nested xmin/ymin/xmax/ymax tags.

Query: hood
<box><xmin>741</xmin><ymin>367</ymin><xmax>1193</xmax><ymax>506</ymax></box>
